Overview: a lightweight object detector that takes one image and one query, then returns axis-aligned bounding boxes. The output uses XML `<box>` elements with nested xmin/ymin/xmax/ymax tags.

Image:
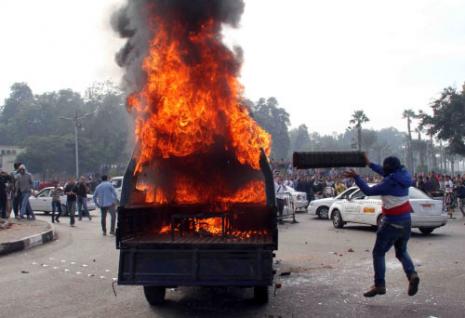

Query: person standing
<box><xmin>344</xmin><ymin>156</ymin><xmax>419</xmax><ymax>298</ymax></box>
<box><xmin>50</xmin><ymin>183</ymin><xmax>63</xmax><ymax>223</ymax></box>
<box><xmin>93</xmin><ymin>175</ymin><xmax>118</xmax><ymax>236</ymax></box>
<box><xmin>10</xmin><ymin>162</ymin><xmax>21</xmax><ymax>219</ymax></box>
<box><xmin>15</xmin><ymin>165</ymin><xmax>35</xmax><ymax>220</ymax></box>
<box><xmin>76</xmin><ymin>176</ymin><xmax>92</xmax><ymax>221</ymax></box>
<box><xmin>274</xmin><ymin>176</ymin><xmax>288</xmax><ymax>224</ymax></box>
<box><xmin>0</xmin><ymin>170</ymin><xmax>11</xmax><ymax>219</ymax></box>
<box><xmin>64</xmin><ymin>177</ymin><xmax>77</xmax><ymax>227</ymax></box>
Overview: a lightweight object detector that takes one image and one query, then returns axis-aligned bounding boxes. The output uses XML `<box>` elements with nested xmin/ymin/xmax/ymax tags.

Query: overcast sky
<box><xmin>1</xmin><ymin>0</ymin><xmax>465</xmax><ymax>135</ymax></box>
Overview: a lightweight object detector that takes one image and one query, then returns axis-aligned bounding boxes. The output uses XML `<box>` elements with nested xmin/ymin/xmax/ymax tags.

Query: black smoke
<box><xmin>111</xmin><ymin>0</ymin><xmax>245</xmax><ymax>92</ymax></box>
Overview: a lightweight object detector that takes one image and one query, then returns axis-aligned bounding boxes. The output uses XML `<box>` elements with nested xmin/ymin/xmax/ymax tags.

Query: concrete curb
<box><xmin>0</xmin><ymin>223</ymin><xmax>56</xmax><ymax>256</ymax></box>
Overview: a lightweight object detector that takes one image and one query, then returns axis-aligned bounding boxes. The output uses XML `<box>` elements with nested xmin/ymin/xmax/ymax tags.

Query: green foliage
<box><xmin>420</xmin><ymin>86</ymin><xmax>465</xmax><ymax>156</ymax></box>
<box><xmin>251</xmin><ymin>97</ymin><xmax>291</xmax><ymax>160</ymax></box>
<box><xmin>289</xmin><ymin>124</ymin><xmax>312</xmax><ymax>152</ymax></box>
<box><xmin>0</xmin><ymin>82</ymin><xmax>132</xmax><ymax>177</ymax></box>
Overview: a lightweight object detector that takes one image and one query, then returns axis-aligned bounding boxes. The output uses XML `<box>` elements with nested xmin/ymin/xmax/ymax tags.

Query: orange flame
<box><xmin>128</xmin><ymin>12</ymin><xmax>271</xmax><ymax>239</ymax></box>
<box><xmin>128</xmin><ymin>19</ymin><xmax>270</xmax><ymax>173</ymax></box>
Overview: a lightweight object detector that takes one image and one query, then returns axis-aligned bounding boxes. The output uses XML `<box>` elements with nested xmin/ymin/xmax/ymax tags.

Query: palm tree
<box><xmin>402</xmin><ymin>109</ymin><xmax>416</xmax><ymax>172</ymax></box>
<box><xmin>349</xmin><ymin>110</ymin><xmax>370</xmax><ymax>151</ymax></box>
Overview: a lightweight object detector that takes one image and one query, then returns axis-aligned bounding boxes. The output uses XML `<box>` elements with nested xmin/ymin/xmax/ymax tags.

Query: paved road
<box><xmin>1</xmin><ymin>211</ymin><xmax>464</xmax><ymax>318</ymax></box>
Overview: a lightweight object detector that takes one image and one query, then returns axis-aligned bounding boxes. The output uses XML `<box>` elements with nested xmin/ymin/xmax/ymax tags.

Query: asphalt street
<box><xmin>1</xmin><ymin>211</ymin><xmax>464</xmax><ymax>318</ymax></box>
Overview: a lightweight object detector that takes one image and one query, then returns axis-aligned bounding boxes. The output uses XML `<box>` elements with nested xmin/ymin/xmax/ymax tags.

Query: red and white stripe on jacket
<box><xmin>381</xmin><ymin>195</ymin><xmax>412</xmax><ymax>216</ymax></box>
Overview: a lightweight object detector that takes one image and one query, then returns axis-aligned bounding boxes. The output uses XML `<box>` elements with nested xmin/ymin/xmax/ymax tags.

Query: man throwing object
<box><xmin>344</xmin><ymin>156</ymin><xmax>420</xmax><ymax>298</ymax></box>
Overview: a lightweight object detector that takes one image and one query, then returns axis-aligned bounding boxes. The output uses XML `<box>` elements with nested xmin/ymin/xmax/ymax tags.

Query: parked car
<box><xmin>308</xmin><ymin>187</ymin><xmax>358</xmax><ymax>219</ymax></box>
<box><xmin>111</xmin><ymin>176</ymin><xmax>123</xmax><ymax>202</ymax></box>
<box><xmin>29</xmin><ymin>187</ymin><xmax>96</xmax><ymax>214</ymax></box>
<box><xmin>286</xmin><ymin>187</ymin><xmax>308</xmax><ymax>212</ymax></box>
<box><xmin>328</xmin><ymin>187</ymin><xmax>447</xmax><ymax>235</ymax></box>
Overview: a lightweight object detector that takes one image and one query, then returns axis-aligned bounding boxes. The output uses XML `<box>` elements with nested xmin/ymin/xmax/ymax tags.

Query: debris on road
<box><xmin>21</xmin><ymin>270</ymin><xmax>29</xmax><ymax>274</ymax></box>
<box><xmin>348</xmin><ymin>248</ymin><xmax>354</xmax><ymax>253</ymax></box>
<box><xmin>280</xmin><ymin>271</ymin><xmax>291</xmax><ymax>276</ymax></box>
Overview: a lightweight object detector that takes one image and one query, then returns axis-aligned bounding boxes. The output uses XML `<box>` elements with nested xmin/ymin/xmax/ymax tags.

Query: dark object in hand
<box><xmin>293</xmin><ymin>151</ymin><xmax>367</xmax><ymax>169</ymax></box>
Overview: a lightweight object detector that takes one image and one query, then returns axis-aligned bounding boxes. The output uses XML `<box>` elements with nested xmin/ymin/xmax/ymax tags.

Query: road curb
<box><xmin>0</xmin><ymin>222</ymin><xmax>56</xmax><ymax>256</ymax></box>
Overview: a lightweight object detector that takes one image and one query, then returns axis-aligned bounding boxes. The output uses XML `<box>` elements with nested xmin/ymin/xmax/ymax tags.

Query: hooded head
<box><xmin>382</xmin><ymin>156</ymin><xmax>402</xmax><ymax>176</ymax></box>
<box><xmin>18</xmin><ymin>164</ymin><xmax>26</xmax><ymax>174</ymax></box>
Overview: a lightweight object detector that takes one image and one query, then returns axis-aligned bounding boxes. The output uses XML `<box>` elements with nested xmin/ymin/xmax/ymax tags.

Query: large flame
<box><xmin>128</xmin><ymin>15</ymin><xmax>271</xmax><ymax>207</ymax></box>
<box><xmin>128</xmin><ymin>19</ymin><xmax>270</xmax><ymax>171</ymax></box>
<box><xmin>128</xmin><ymin>6</ymin><xmax>271</xmax><ymax>238</ymax></box>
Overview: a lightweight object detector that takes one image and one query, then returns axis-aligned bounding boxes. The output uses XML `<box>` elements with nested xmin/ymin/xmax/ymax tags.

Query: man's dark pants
<box><xmin>373</xmin><ymin>218</ymin><xmax>416</xmax><ymax>287</ymax></box>
<box><xmin>100</xmin><ymin>205</ymin><xmax>116</xmax><ymax>234</ymax></box>
<box><xmin>0</xmin><ymin>192</ymin><xmax>6</xmax><ymax>218</ymax></box>
<box><xmin>67</xmin><ymin>200</ymin><xmax>76</xmax><ymax>225</ymax></box>
<box><xmin>276</xmin><ymin>198</ymin><xmax>285</xmax><ymax>220</ymax></box>
<box><xmin>12</xmin><ymin>193</ymin><xmax>20</xmax><ymax>218</ymax></box>
<box><xmin>77</xmin><ymin>196</ymin><xmax>90</xmax><ymax>220</ymax></box>
<box><xmin>52</xmin><ymin>201</ymin><xmax>62</xmax><ymax>222</ymax></box>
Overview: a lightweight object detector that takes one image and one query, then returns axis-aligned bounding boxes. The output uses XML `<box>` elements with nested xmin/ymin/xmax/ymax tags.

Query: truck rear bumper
<box><xmin>118</xmin><ymin>248</ymin><xmax>274</xmax><ymax>287</ymax></box>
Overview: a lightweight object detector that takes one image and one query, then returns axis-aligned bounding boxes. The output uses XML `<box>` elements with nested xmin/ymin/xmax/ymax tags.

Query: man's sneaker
<box><xmin>408</xmin><ymin>273</ymin><xmax>420</xmax><ymax>296</ymax></box>
<box><xmin>363</xmin><ymin>286</ymin><xmax>386</xmax><ymax>298</ymax></box>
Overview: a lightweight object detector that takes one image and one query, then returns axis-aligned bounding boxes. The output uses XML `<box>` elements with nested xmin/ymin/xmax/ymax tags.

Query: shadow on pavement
<box><xmin>149</xmin><ymin>287</ymin><xmax>267</xmax><ymax>317</ymax></box>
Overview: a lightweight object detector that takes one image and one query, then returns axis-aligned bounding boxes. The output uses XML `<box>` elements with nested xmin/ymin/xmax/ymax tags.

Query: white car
<box><xmin>29</xmin><ymin>187</ymin><xmax>96</xmax><ymax>214</ymax></box>
<box><xmin>111</xmin><ymin>176</ymin><xmax>123</xmax><ymax>202</ymax></box>
<box><xmin>308</xmin><ymin>187</ymin><xmax>358</xmax><ymax>219</ymax></box>
<box><xmin>286</xmin><ymin>187</ymin><xmax>308</xmax><ymax>212</ymax></box>
<box><xmin>328</xmin><ymin>187</ymin><xmax>447</xmax><ymax>235</ymax></box>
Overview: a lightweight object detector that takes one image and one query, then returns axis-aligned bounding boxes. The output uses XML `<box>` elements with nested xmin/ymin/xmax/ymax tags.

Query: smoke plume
<box><xmin>111</xmin><ymin>0</ymin><xmax>245</xmax><ymax>92</ymax></box>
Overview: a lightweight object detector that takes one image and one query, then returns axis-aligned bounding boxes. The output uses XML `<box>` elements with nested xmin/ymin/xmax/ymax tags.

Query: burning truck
<box><xmin>112</xmin><ymin>0</ymin><xmax>277</xmax><ymax>304</ymax></box>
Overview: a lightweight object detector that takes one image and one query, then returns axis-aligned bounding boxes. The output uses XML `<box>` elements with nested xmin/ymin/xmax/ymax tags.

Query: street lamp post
<box><xmin>60</xmin><ymin>110</ymin><xmax>93</xmax><ymax>179</ymax></box>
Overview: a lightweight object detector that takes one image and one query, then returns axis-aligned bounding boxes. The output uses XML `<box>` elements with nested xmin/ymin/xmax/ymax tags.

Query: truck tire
<box><xmin>332</xmin><ymin>210</ymin><xmax>344</xmax><ymax>228</ymax></box>
<box><xmin>253</xmin><ymin>286</ymin><xmax>269</xmax><ymax>304</ymax></box>
<box><xmin>144</xmin><ymin>286</ymin><xmax>166</xmax><ymax>305</ymax></box>
<box><xmin>419</xmin><ymin>227</ymin><xmax>435</xmax><ymax>235</ymax></box>
<box><xmin>316</xmin><ymin>206</ymin><xmax>329</xmax><ymax>219</ymax></box>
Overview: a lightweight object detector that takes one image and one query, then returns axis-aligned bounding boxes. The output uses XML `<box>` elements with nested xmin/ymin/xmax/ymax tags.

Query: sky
<box><xmin>1</xmin><ymin>0</ymin><xmax>465</xmax><ymax>135</ymax></box>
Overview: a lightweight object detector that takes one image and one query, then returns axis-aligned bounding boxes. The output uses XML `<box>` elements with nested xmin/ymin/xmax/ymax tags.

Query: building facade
<box><xmin>0</xmin><ymin>145</ymin><xmax>24</xmax><ymax>172</ymax></box>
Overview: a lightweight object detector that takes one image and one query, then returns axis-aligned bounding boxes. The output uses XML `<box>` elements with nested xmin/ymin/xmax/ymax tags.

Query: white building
<box><xmin>0</xmin><ymin>145</ymin><xmax>24</xmax><ymax>172</ymax></box>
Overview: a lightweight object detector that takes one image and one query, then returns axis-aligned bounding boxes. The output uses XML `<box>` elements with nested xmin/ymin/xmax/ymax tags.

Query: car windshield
<box><xmin>335</xmin><ymin>187</ymin><xmax>357</xmax><ymax>199</ymax></box>
<box><xmin>409</xmin><ymin>187</ymin><xmax>430</xmax><ymax>199</ymax></box>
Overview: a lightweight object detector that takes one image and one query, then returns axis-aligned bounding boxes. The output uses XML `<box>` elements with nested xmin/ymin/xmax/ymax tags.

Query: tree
<box><xmin>402</xmin><ymin>109</ymin><xmax>416</xmax><ymax>172</ymax></box>
<box><xmin>349</xmin><ymin>110</ymin><xmax>370</xmax><ymax>151</ymax></box>
<box><xmin>0</xmin><ymin>81</ymin><xmax>132</xmax><ymax>177</ymax></box>
<box><xmin>251</xmin><ymin>97</ymin><xmax>291</xmax><ymax>160</ymax></box>
<box><xmin>419</xmin><ymin>86</ymin><xmax>465</xmax><ymax>156</ymax></box>
<box><xmin>289</xmin><ymin>124</ymin><xmax>312</xmax><ymax>153</ymax></box>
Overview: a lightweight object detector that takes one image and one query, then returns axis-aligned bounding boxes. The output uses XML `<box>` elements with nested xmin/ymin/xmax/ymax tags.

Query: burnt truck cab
<box><xmin>116</xmin><ymin>151</ymin><xmax>278</xmax><ymax>305</ymax></box>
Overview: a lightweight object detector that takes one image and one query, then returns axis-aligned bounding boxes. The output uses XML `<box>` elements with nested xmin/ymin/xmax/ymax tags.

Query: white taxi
<box><xmin>328</xmin><ymin>187</ymin><xmax>447</xmax><ymax>235</ymax></box>
<box><xmin>308</xmin><ymin>187</ymin><xmax>358</xmax><ymax>219</ymax></box>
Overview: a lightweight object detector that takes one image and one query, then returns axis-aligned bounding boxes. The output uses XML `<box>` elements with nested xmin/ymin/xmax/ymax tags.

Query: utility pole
<box><xmin>60</xmin><ymin>110</ymin><xmax>94</xmax><ymax>179</ymax></box>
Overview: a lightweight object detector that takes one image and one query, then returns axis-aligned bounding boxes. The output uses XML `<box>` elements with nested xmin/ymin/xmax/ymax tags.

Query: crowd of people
<box><xmin>413</xmin><ymin>172</ymin><xmax>465</xmax><ymax>218</ymax></box>
<box><xmin>0</xmin><ymin>162</ymin><xmax>119</xmax><ymax>236</ymax></box>
<box><xmin>271</xmin><ymin>160</ymin><xmax>465</xmax><ymax>219</ymax></box>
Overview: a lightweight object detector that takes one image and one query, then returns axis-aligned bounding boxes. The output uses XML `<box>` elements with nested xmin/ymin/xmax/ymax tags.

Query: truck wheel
<box><xmin>419</xmin><ymin>227</ymin><xmax>435</xmax><ymax>235</ymax></box>
<box><xmin>253</xmin><ymin>286</ymin><xmax>269</xmax><ymax>304</ymax></box>
<box><xmin>144</xmin><ymin>286</ymin><xmax>166</xmax><ymax>305</ymax></box>
<box><xmin>317</xmin><ymin>206</ymin><xmax>329</xmax><ymax>219</ymax></box>
<box><xmin>332</xmin><ymin>210</ymin><xmax>344</xmax><ymax>228</ymax></box>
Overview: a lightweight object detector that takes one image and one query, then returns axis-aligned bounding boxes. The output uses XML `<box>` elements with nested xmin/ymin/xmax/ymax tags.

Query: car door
<box><xmin>343</xmin><ymin>190</ymin><xmax>365</xmax><ymax>222</ymax></box>
<box><xmin>358</xmin><ymin>196</ymin><xmax>381</xmax><ymax>225</ymax></box>
<box><xmin>32</xmin><ymin>188</ymin><xmax>51</xmax><ymax>211</ymax></box>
